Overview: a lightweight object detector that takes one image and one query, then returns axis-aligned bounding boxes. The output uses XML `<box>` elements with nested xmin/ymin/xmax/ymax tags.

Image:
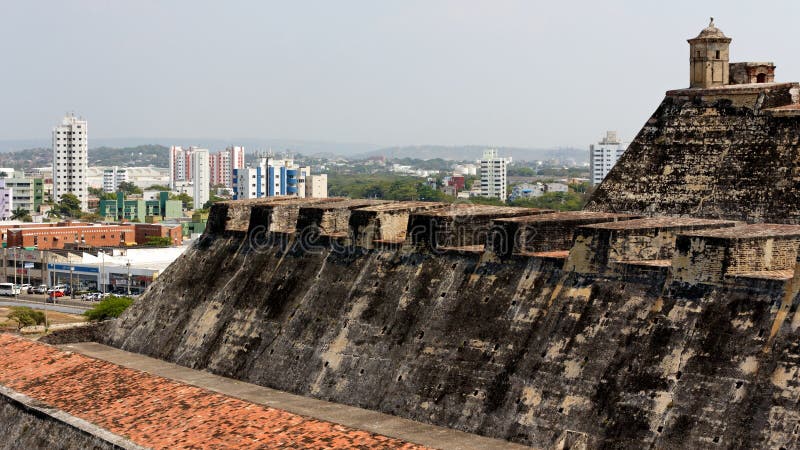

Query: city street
<box><xmin>0</xmin><ymin>293</ymin><xmax>91</xmax><ymax>313</ymax></box>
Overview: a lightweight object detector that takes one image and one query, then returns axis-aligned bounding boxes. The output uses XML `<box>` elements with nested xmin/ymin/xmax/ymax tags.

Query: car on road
<box><xmin>0</xmin><ymin>283</ymin><xmax>19</xmax><ymax>296</ymax></box>
<box><xmin>31</xmin><ymin>285</ymin><xmax>47</xmax><ymax>294</ymax></box>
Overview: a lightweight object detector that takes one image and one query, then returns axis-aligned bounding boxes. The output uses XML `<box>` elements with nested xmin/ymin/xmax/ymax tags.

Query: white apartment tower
<box><xmin>479</xmin><ymin>149</ymin><xmax>510</xmax><ymax>201</ymax></box>
<box><xmin>169</xmin><ymin>146</ymin><xmax>195</xmax><ymax>189</ymax></box>
<box><xmin>53</xmin><ymin>114</ymin><xmax>88</xmax><ymax>211</ymax></box>
<box><xmin>103</xmin><ymin>166</ymin><xmax>128</xmax><ymax>193</ymax></box>
<box><xmin>589</xmin><ymin>131</ymin><xmax>627</xmax><ymax>186</ymax></box>
<box><xmin>192</xmin><ymin>148</ymin><xmax>210</xmax><ymax>210</ymax></box>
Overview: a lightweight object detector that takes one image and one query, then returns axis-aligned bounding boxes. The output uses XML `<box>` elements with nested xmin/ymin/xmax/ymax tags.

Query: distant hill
<box><xmin>356</xmin><ymin>145</ymin><xmax>587</xmax><ymax>163</ymax></box>
<box><xmin>0</xmin><ymin>145</ymin><xmax>170</xmax><ymax>170</ymax></box>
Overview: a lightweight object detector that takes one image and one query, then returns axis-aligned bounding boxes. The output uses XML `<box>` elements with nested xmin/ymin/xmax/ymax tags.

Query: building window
<box><xmin>715</xmin><ymin>50</ymin><xmax>720</xmax><ymax>59</ymax></box>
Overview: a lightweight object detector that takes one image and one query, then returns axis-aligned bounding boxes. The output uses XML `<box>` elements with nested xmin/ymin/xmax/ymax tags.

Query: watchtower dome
<box><xmin>688</xmin><ymin>18</ymin><xmax>731</xmax><ymax>88</ymax></box>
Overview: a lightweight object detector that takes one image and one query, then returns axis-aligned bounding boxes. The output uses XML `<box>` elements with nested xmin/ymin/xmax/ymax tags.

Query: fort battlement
<box><xmin>207</xmin><ymin>198</ymin><xmax>800</xmax><ymax>295</ymax></box>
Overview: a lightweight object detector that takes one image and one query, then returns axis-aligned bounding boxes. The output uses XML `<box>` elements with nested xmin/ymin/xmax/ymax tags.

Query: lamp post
<box><xmin>100</xmin><ymin>250</ymin><xmax>105</xmax><ymax>295</ymax></box>
<box><xmin>126</xmin><ymin>260</ymin><xmax>131</xmax><ymax>296</ymax></box>
<box><xmin>69</xmin><ymin>266</ymin><xmax>75</xmax><ymax>299</ymax></box>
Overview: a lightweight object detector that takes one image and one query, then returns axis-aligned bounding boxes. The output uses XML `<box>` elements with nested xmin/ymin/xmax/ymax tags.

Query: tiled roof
<box><xmin>0</xmin><ymin>334</ymin><xmax>426</xmax><ymax>450</ymax></box>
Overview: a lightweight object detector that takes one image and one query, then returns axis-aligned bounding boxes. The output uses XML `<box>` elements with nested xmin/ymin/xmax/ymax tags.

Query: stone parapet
<box><xmin>565</xmin><ymin>217</ymin><xmax>737</xmax><ymax>274</ymax></box>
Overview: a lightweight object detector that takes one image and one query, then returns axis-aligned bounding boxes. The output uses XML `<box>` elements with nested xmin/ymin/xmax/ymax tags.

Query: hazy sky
<box><xmin>1</xmin><ymin>1</ymin><xmax>798</xmax><ymax>148</ymax></box>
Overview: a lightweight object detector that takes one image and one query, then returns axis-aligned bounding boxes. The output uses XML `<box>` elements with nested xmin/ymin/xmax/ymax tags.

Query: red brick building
<box><xmin>6</xmin><ymin>224</ymin><xmax>136</xmax><ymax>250</ymax></box>
<box><xmin>134</xmin><ymin>223</ymin><xmax>183</xmax><ymax>246</ymax></box>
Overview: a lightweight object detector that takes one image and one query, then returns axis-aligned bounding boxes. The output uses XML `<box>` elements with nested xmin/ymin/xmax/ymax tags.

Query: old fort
<box><xmin>4</xmin><ymin>20</ymin><xmax>800</xmax><ymax>449</ymax></box>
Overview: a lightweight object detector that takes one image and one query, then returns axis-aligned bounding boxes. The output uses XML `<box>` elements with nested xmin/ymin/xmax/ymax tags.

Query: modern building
<box><xmin>589</xmin><ymin>131</ymin><xmax>627</xmax><ymax>186</ymax></box>
<box><xmin>52</xmin><ymin>114</ymin><xmax>88</xmax><ymax>211</ymax></box>
<box><xmin>169</xmin><ymin>146</ymin><xmax>195</xmax><ymax>189</ymax></box>
<box><xmin>192</xmin><ymin>148</ymin><xmax>210</xmax><ymax>209</ymax></box>
<box><xmin>478</xmin><ymin>149</ymin><xmax>510</xmax><ymax>201</ymax></box>
<box><xmin>232</xmin><ymin>166</ymin><xmax>264</xmax><ymax>200</ymax></box>
<box><xmin>103</xmin><ymin>166</ymin><xmax>128</xmax><ymax>193</ymax></box>
<box><xmin>4</xmin><ymin>177</ymin><xmax>43</xmax><ymax>214</ymax></box>
<box><xmin>0</xmin><ymin>246</ymin><xmax>186</xmax><ymax>293</ymax></box>
<box><xmin>98</xmin><ymin>192</ymin><xmax>183</xmax><ymax>222</ymax></box>
<box><xmin>232</xmin><ymin>154</ymin><xmax>322</xmax><ymax>200</ymax></box>
<box><xmin>0</xmin><ymin>180</ymin><xmax>13</xmax><ymax>220</ymax></box>
<box><xmin>265</xmin><ymin>155</ymin><xmax>309</xmax><ymax>197</ymax></box>
<box><xmin>305</xmin><ymin>174</ymin><xmax>328</xmax><ymax>198</ymax></box>
<box><xmin>210</xmin><ymin>146</ymin><xmax>245</xmax><ymax>188</ymax></box>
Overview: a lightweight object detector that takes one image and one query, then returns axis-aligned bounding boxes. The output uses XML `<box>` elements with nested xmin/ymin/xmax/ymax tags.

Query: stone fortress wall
<box><xmin>100</xmin><ymin>195</ymin><xmax>800</xmax><ymax>449</ymax></box>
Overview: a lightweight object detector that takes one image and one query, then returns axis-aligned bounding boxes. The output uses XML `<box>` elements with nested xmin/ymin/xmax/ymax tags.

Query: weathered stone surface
<box><xmin>100</xmin><ymin>204</ymin><xmax>800</xmax><ymax>448</ymax></box>
<box><xmin>565</xmin><ymin>217</ymin><xmax>737</xmax><ymax>275</ymax></box>
<box><xmin>409</xmin><ymin>204</ymin><xmax>549</xmax><ymax>250</ymax></box>
<box><xmin>0</xmin><ymin>389</ymin><xmax>130</xmax><ymax>450</ymax></box>
<box><xmin>586</xmin><ymin>82</ymin><xmax>800</xmax><ymax>223</ymax></box>
<box><xmin>491</xmin><ymin>211</ymin><xmax>638</xmax><ymax>258</ymax></box>
<box><xmin>350</xmin><ymin>202</ymin><xmax>446</xmax><ymax>248</ymax></box>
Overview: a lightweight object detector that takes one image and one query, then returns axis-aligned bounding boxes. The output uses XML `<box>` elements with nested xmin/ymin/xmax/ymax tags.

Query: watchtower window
<box><xmin>715</xmin><ymin>50</ymin><xmax>720</xmax><ymax>59</ymax></box>
<box><xmin>757</xmin><ymin>73</ymin><xmax>767</xmax><ymax>83</ymax></box>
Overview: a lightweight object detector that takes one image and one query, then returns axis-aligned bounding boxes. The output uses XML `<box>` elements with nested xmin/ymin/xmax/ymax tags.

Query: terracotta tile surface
<box><xmin>0</xmin><ymin>333</ymin><xmax>427</xmax><ymax>450</ymax></box>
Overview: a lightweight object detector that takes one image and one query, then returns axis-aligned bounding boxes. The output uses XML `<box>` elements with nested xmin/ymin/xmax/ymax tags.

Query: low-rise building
<box><xmin>98</xmin><ymin>192</ymin><xmax>183</xmax><ymax>222</ymax></box>
<box><xmin>7</xmin><ymin>224</ymin><xmax>136</xmax><ymax>250</ymax></box>
<box><xmin>4</xmin><ymin>177</ymin><xmax>43</xmax><ymax>214</ymax></box>
<box><xmin>134</xmin><ymin>223</ymin><xmax>183</xmax><ymax>246</ymax></box>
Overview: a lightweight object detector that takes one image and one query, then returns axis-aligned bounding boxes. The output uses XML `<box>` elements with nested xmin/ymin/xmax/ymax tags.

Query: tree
<box><xmin>170</xmin><ymin>192</ymin><xmax>193</xmax><ymax>209</ymax></box>
<box><xmin>88</xmin><ymin>186</ymin><xmax>104</xmax><ymax>197</ymax></box>
<box><xmin>146</xmin><ymin>184</ymin><xmax>170</xmax><ymax>191</ymax></box>
<box><xmin>84</xmin><ymin>296</ymin><xmax>134</xmax><ymax>321</ymax></box>
<box><xmin>0</xmin><ymin>171</ymin><xmax>8</xmax><ymax>179</ymax></box>
<box><xmin>10</xmin><ymin>207</ymin><xmax>29</xmax><ymax>221</ymax></box>
<box><xmin>57</xmin><ymin>193</ymin><xmax>82</xmax><ymax>217</ymax></box>
<box><xmin>117</xmin><ymin>181</ymin><xmax>142</xmax><ymax>196</ymax></box>
<box><xmin>7</xmin><ymin>307</ymin><xmax>46</xmax><ymax>331</ymax></box>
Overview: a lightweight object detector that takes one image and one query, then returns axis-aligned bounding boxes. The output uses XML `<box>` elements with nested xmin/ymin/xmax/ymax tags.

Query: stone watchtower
<box><xmin>688</xmin><ymin>18</ymin><xmax>731</xmax><ymax>88</ymax></box>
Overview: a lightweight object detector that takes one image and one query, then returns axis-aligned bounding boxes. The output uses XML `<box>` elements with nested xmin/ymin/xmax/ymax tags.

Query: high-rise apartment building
<box><xmin>478</xmin><ymin>149</ymin><xmax>510</xmax><ymax>201</ymax></box>
<box><xmin>169</xmin><ymin>146</ymin><xmax>195</xmax><ymax>189</ymax></box>
<box><xmin>191</xmin><ymin>149</ymin><xmax>210</xmax><ymax>210</ymax></box>
<box><xmin>589</xmin><ymin>131</ymin><xmax>627</xmax><ymax>186</ymax></box>
<box><xmin>103</xmin><ymin>166</ymin><xmax>129</xmax><ymax>193</ymax></box>
<box><xmin>210</xmin><ymin>146</ymin><xmax>245</xmax><ymax>188</ymax></box>
<box><xmin>53</xmin><ymin>114</ymin><xmax>88</xmax><ymax>211</ymax></box>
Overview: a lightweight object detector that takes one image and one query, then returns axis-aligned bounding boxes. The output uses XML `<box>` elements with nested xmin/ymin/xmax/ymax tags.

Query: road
<box><xmin>0</xmin><ymin>293</ymin><xmax>91</xmax><ymax>313</ymax></box>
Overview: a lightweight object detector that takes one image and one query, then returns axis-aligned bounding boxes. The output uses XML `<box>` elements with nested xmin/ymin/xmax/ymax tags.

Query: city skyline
<box><xmin>2</xmin><ymin>1</ymin><xmax>798</xmax><ymax>149</ymax></box>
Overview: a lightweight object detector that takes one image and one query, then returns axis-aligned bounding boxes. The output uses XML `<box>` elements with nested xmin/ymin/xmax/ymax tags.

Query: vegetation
<box><xmin>146</xmin><ymin>184</ymin><xmax>170</xmax><ymax>191</ymax></box>
<box><xmin>10</xmin><ymin>207</ymin><xmax>31</xmax><ymax>222</ymax></box>
<box><xmin>509</xmin><ymin>192</ymin><xmax>586</xmax><ymax>211</ymax></box>
<box><xmin>56</xmin><ymin>193</ymin><xmax>82</xmax><ymax>218</ymax></box>
<box><xmin>145</xmin><ymin>236</ymin><xmax>173</xmax><ymax>246</ymax></box>
<box><xmin>327</xmin><ymin>174</ymin><xmax>453</xmax><ymax>202</ymax></box>
<box><xmin>117</xmin><ymin>181</ymin><xmax>143</xmax><ymax>195</ymax></box>
<box><xmin>170</xmin><ymin>192</ymin><xmax>194</xmax><ymax>209</ymax></box>
<box><xmin>84</xmin><ymin>296</ymin><xmax>134</xmax><ymax>321</ymax></box>
<box><xmin>7</xmin><ymin>307</ymin><xmax>46</xmax><ymax>330</ymax></box>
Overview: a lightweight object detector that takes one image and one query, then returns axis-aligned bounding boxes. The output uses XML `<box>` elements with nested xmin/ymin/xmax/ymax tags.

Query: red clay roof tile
<box><xmin>0</xmin><ymin>334</ymin><xmax>426</xmax><ymax>450</ymax></box>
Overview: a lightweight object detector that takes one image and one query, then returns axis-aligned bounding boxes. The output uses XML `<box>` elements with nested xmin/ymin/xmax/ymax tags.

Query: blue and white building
<box><xmin>233</xmin><ymin>155</ymin><xmax>315</xmax><ymax>200</ymax></box>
